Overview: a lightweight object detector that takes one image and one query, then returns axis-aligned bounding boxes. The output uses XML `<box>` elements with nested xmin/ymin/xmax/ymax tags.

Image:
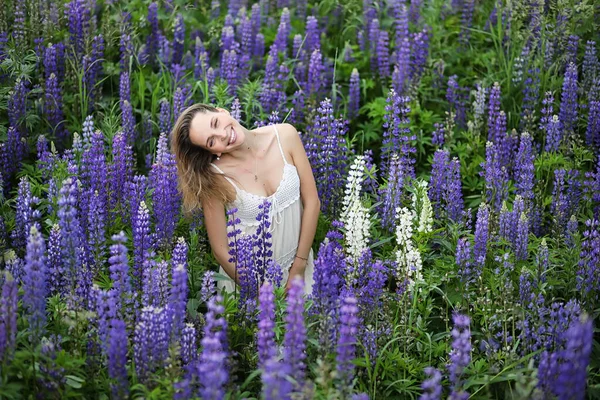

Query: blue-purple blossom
<box><xmin>0</xmin><ymin>272</ymin><xmax>18</xmax><ymax>365</ymax></box>
<box><xmin>284</xmin><ymin>277</ymin><xmax>307</xmax><ymax>391</ymax></box>
<box><xmin>107</xmin><ymin>318</ymin><xmax>128</xmax><ymax>398</ymax></box>
<box><xmin>448</xmin><ymin>313</ymin><xmax>471</xmax><ymax>397</ymax></box>
<box><xmin>559</xmin><ymin>62</ymin><xmax>579</xmax><ymax>138</ymax></box>
<box><xmin>150</xmin><ymin>133</ymin><xmax>180</xmax><ymax>249</ymax></box>
<box><xmin>514</xmin><ymin>132</ymin><xmax>535</xmax><ymax>201</ymax></box>
<box><xmin>23</xmin><ymin>224</ymin><xmax>48</xmax><ymax>343</ymax></box>
<box><xmin>420</xmin><ymin>367</ymin><xmax>442</xmax><ymax>400</ymax></box>
<box><xmin>473</xmin><ymin>203</ymin><xmax>490</xmax><ymax>272</ymax></box>
<box><xmin>349</xmin><ymin>68</ymin><xmax>360</xmax><ymax>119</ymax></box>
<box><xmin>257</xmin><ymin>281</ymin><xmax>276</xmax><ymax>369</ymax></box>
<box><xmin>381</xmin><ymin>88</ymin><xmax>414</xmax><ymax>178</ymax></box>
<box><xmin>198</xmin><ymin>295</ymin><xmax>228</xmax><ymax>400</ymax></box>
<box><xmin>336</xmin><ymin>295</ymin><xmax>359</xmax><ymax>393</ymax></box>
<box><xmin>576</xmin><ymin>219</ymin><xmax>599</xmax><ymax>302</ymax></box>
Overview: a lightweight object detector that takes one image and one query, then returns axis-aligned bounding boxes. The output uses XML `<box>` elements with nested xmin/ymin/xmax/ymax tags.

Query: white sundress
<box><xmin>210</xmin><ymin>125</ymin><xmax>315</xmax><ymax>294</ymax></box>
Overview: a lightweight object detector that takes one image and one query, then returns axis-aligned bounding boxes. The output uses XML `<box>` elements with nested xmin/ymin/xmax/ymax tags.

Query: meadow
<box><xmin>0</xmin><ymin>0</ymin><xmax>599</xmax><ymax>398</ymax></box>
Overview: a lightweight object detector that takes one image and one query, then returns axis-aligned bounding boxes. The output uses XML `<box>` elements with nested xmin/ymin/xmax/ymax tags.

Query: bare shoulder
<box><xmin>276</xmin><ymin>123</ymin><xmax>303</xmax><ymax>148</ymax></box>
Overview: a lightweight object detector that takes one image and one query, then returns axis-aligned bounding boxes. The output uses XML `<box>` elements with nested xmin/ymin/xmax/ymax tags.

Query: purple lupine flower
<box><xmin>126</xmin><ymin>174</ymin><xmax>148</xmax><ymax>226</ymax></box>
<box><xmin>180</xmin><ymin>323</ymin><xmax>197</xmax><ymax>366</ymax></box>
<box><xmin>170</xmin><ymin>261</ymin><xmax>188</xmax><ymax>342</ymax></box>
<box><xmin>284</xmin><ymin>277</ymin><xmax>307</xmax><ymax>391</ymax></box>
<box><xmin>198</xmin><ymin>295</ymin><xmax>228</xmax><ymax>400</ymax></box>
<box><xmin>262</xmin><ymin>356</ymin><xmax>292</xmax><ymax>400</ymax></box>
<box><xmin>481</xmin><ymin>141</ymin><xmax>508</xmax><ymax>211</ymax></box>
<box><xmin>392</xmin><ymin>1</ymin><xmax>409</xmax><ymax>51</ymax></box>
<box><xmin>553</xmin><ymin>316</ymin><xmax>594</xmax><ymax>399</ymax></box>
<box><xmin>47</xmin><ymin>224</ymin><xmax>65</xmax><ymax>296</ymax></box>
<box><xmin>473</xmin><ymin>203</ymin><xmax>490</xmax><ymax>272</ymax></box>
<box><xmin>566</xmin><ymin>215</ymin><xmax>578</xmax><ymax>248</ymax></box>
<box><xmin>253</xmin><ymin>199</ymin><xmax>274</xmax><ymax>281</ymax></box>
<box><xmin>348</xmin><ymin>68</ymin><xmax>360</xmax><ymax>119</ymax></box>
<box><xmin>200</xmin><ymin>271</ymin><xmax>217</xmax><ymax>305</ymax></box>
<box><xmin>257</xmin><ymin>281</ymin><xmax>276</xmax><ymax>368</ymax></box>
<box><xmin>37</xmin><ymin>136</ymin><xmax>55</xmax><ymax>179</ymax></box>
<box><xmin>130</xmin><ymin>200</ymin><xmax>150</xmax><ymax>293</ymax></box>
<box><xmin>447</xmin><ymin>75</ymin><xmax>467</xmax><ymax>126</ymax></box>
<box><xmin>11</xmin><ymin>177</ymin><xmax>39</xmax><ymax>252</ymax></box>
<box><xmin>336</xmin><ymin>295</ymin><xmax>359</xmax><ymax>393</ymax></box>
<box><xmin>583</xmin><ymin>41</ymin><xmax>599</xmax><ymax>91</ymax></box>
<box><xmin>456</xmin><ymin>237</ymin><xmax>473</xmax><ymax>285</ymax></box>
<box><xmin>551</xmin><ymin>169</ymin><xmax>581</xmax><ymax>232</ymax></box>
<box><xmin>559</xmin><ymin>62</ymin><xmax>579</xmax><ymax>138</ymax></box>
<box><xmin>538</xmin><ymin>315</ymin><xmax>593</xmax><ymax>399</ymax></box>
<box><xmin>109</xmin><ymin>131</ymin><xmax>134</xmax><ymax>217</ymax></box>
<box><xmin>38</xmin><ymin>335</ymin><xmax>66</xmax><ymax>392</ymax></box>
<box><xmin>487</xmin><ymin>82</ymin><xmax>501</xmax><ymax>141</ymax></box>
<box><xmin>393</xmin><ymin>38</ymin><xmax>411</xmax><ymax>95</ymax></box>
<box><xmin>448</xmin><ymin>313</ymin><xmax>471</xmax><ymax>398</ymax></box>
<box><xmin>109</xmin><ymin>232</ymin><xmax>132</xmax><ymax>318</ymax></box>
<box><xmin>565</xmin><ymin>34</ymin><xmax>579</xmax><ymax>67</ymax></box>
<box><xmin>87</xmin><ymin>190</ymin><xmax>107</xmax><ymax>273</ymax></box>
<box><xmin>150</xmin><ymin>132</ymin><xmax>180</xmax><ymax>249</ymax></box>
<box><xmin>23</xmin><ymin>224</ymin><xmax>48</xmax><ymax>343</ymax></box>
<box><xmin>58</xmin><ymin>178</ymin><xmax>86</xmax><ymax>303</ymax></box>
<box><xmin>459</xmin><ymin>0</ymin><xmax>475</xmax><ymax>46</ymax></box>
<box><xmin>305</xmin><ymin>15</ymin><xmax>321</xmax><ymax>56</ymax></box>
<box><xmin>521</xmin><ymin>68</ymin><xmax>540</xmax><ymax>131</ymax></box>
<box><xmin>172</xmin><ymin>14</ymin><xmax>185</xmax><ymax>65</ymax></box>
<box><xmin>431</xmin><ymin>122</ymin><xmax>445</xmax><ymax>147</ymax></box>
<box><xmin>158</xmin><ymin>98</ymin><xmax>172</xmax><ymax>134</ymax></box>
<box><xmin>545</xmin><ymin>115</ymin><xmax>562</xmax><ymax>152</ymax></box>
<box><xmin>259</xmin><ymin>54</ymin><xmax>280</xmax><ymax>115</ymax></box>
<box><xmin>134</xmin><ymin>306</ymin><xmax>171</xmax><ymax>383</ymax></box>
<box><xmin>173</xmin><ymin>85</ymin><xmax>192</xmax><ymax>121</ymax></box>
<box><xmin>515</xmin><ymin>212</ymin><xmax>529</xmax><ymax>261</ymax></box>
<box><xmin>144</xmin><ymin>3</ymin><xmax>160</xmax><ymax>67</ymax></box>
<box><xmin>234</xmin><ymin>234</ymin><xmax>259</xmax><ymax>310</ymax></box>
<box><xmin>44</xmin><ymin>71</ymin><xmax>66</xmax><ymax>142</ymax></box>
<box><xmin>446</xmin><ymin>158</ymin><xmax>464</xmax><ymax>222</ymax></box>
<box><xmin>377</xmin><ymin>30</ymin><xmax>390</xmax><ymax>78</ymax></box>
<box><xmin>540</xmin><ymin>90</ymin><xmax>554</xmax><ymax>130</ymax></box>
<box><xmin>420</xmin><ymin>367</ymin><xmax>442</xmax><ymax>400</ymax></box>
<box><xmin>253</xmin><ymin>33</ymin><xmax>265</xmax><ymax>62</ymax></box>
<box><xmin>65</xmin><ymin>0</ymin><xmax>87</xmax><ymax>57</ymax></box>
<box><xmin>81</xmin><ymin>129</ymin><xmax>109</xmax><ymax>230</ymax></box>
<box><xmin>119</xmin><ymin>13</ymin><xmax>134</xmax><ymax>71</ymax></box>
<box><xmin>587</xmin><ymin>99</ymin><xmax>600</xmax><ymax>149</ymax></box>
<box><xmin>310</xmin><ymin>229</ymin><xmax>346</xmax><ymax>351</ymax></box>
<box><xmin>514</xmin><ymin>132</ymin><xmax>535</xmax><ymax>201</ymax></box>
<box><xmin>306</xmin><ymin>98</ymin><xmax>348</xmax><ymax>218</ymax></box>
<box><xmin>381</xmin><ymin>88</ymin><xmax>414</xmax><ymax>178</ymax></box>
<box><xmin>576</xmin><ymin>219</ymin><xmax>599</xmax><ymax>301</ymax></box>
<box><xmin>379</xmin><ymin>155</ymin><xmax>404</xmax><ymax>231</ymax></box>
<box><xmin>108</xmin><ymin>318</ymin><xmax>128</xmax><ymax>398</ymax></box>
<box><xmin>222</xmin><ymin>49</ymin><xmax>240</xmax><ymax>96</ymax></box>
<box><xmin>272</xmin><ymin>8</ymin><xmax>290</xmax><ymax>57</ymax></box>
<box><xmin>307</xmin><ymin>49</ymin><xmax>324</xmax><ymax>98</ymax></box>
<box><xmin>0</xmin><ymin>272</ymin><xmax>18</xmax><ymax>364</ymax></box>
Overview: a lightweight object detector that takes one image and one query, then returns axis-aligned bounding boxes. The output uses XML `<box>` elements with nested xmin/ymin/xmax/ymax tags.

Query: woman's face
<box><xmin>188</xmin><ymin>108</ymin><xmax>246</xmax><ymax>156</ymax></box>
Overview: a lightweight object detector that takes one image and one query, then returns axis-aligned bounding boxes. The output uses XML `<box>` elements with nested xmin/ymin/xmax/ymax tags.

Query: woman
<box><xmin>171</xmin><ymin>103</ymin><xmax>320</xmax><ymax>294</ymax></box>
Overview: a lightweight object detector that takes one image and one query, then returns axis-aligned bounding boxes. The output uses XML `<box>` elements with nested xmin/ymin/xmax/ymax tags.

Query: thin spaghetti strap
<box><xmin>272</xmin><ymin>125</ymin><xmax>289</xmax><ymax>165</ymax></box>
<box><xmin>210</xmin><ymin>163</ymin><xmax>240</xmax><ymax>190</ymax></box>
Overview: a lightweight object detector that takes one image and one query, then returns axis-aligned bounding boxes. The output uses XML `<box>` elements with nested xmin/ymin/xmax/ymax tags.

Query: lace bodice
<box><xmin>211</xmin><ymin>125</ymin><xmax>301</xmax><ymax>227</ymax></box>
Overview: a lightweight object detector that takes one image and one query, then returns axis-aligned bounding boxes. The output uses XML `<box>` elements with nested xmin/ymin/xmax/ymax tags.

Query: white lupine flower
<box><xmin>411</xmin><ymin>180</ymin><xmax>433</xmax><ymax>234</ymax></box>
<box><xmin>341</xmin><ymin>156</ymin><xmax>371</xmax><ymax>263</ymax></box>
<box><xmin>395</xmin><ymin>206</ymin><xmax>423</xmax><ymax>289</ymax></box>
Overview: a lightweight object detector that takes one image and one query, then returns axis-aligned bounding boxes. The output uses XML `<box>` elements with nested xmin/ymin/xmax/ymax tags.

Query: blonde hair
<box><xmin>170</xmin><ymin>103</ymin><xmax>236</xmax><ymax>216</ymax></box>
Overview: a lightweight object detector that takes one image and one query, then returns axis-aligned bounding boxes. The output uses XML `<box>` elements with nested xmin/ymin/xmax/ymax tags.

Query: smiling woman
<box><xmin>171</xmin><ymin>103</ymin><xmax>321</xmax><ymax>294</ymax></box>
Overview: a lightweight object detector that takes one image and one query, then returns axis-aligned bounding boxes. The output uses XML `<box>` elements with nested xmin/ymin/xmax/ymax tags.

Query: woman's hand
<box><xmin>285</xmin><ymin>257</ymin><xmax>306</xmax><ymax>293</ymax></box>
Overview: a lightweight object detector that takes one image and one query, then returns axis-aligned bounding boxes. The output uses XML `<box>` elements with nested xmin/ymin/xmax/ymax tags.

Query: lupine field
<box><xmin>0</xmin><ymin>0</ymin><xmax>599</xmax><ymax>398</ymax></box>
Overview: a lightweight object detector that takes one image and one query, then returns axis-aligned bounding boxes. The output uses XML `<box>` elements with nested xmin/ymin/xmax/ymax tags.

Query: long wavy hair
<box><xmin>171</xmin><ymin>103</ymin><xmax>236</xmax><ymax>216</ymax></box>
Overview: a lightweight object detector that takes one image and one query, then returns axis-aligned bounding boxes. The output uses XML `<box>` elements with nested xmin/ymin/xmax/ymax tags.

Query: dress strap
<box><xmin>272</xmin><ymin>125</ymin><xmax>289</xmax><ymax>165</ymax></box>
<box><xmin>210</xmin><ymin>163</ymin><xmax>240</xmax><ymax>190</ymax></box>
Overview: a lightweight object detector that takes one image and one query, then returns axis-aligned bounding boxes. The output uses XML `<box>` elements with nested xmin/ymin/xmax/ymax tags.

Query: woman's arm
<box><xmin>281</xmin><ymin>123</ymin><xmax>321</xmax><ymax>289</ymax></box>
<box><xmin>202</xmin><ymin>197</ymin><xmax>240</xmax><ymax>285</ymax></box>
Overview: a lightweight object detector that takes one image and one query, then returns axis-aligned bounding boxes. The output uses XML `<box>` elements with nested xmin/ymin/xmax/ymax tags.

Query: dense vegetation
<box><xmin>0</xmin><ymin>0</ymin><xmax>599</xmax><ymax>398</ymax></box>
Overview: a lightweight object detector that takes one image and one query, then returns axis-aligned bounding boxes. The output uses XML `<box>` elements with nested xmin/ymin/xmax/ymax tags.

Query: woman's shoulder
<box><xmin>273</xmin><ymin>123</ymin><xmax>303</xmax><ymax>149</ymax></box>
